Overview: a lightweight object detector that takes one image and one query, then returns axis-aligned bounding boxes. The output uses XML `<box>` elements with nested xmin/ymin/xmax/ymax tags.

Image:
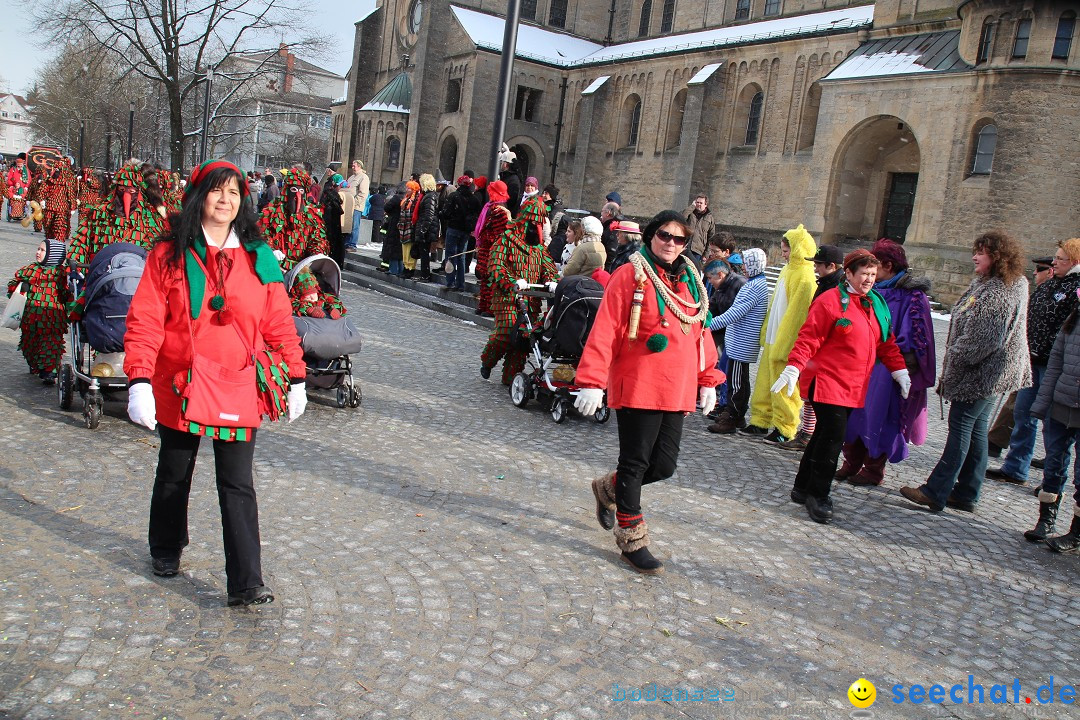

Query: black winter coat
<box><xmin>815</xmin><ymin>269</ymin><xmax>845</xmax><ymax>299</ymax></box>
<box><xmin>383</xmin><ymin>194</ymin><xmax>403</xmax><ymax>262</ymax></box>
<box><xmin>440</xmin><ymin>186</ymin><xmax>481</xmax><ymax>233</ymax></box>
<box><xmin>367</xmin><ymin>192</ymin><xmax>386</xmax><ymax>222</ymax></box>
<box><xmin>415</xmin><ymin>191</ymin><xmax>440</xmax><ymax>246</ymax></box>
<box><xmin>1027</xmin><ymin>271</ymin><xmax>1080</xmax><ymax>365</ymax></box>
<box><xmin>500</xmin><ymin>170</ymin><xmax>522</xmax><ymax>218</ymax></box>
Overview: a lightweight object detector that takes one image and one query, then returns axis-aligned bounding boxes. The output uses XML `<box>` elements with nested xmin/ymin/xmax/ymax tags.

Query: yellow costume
<box><xmin>748</xmin><ymin>224</ymin><xmax>817</xmax><ymax>437</ymax></box>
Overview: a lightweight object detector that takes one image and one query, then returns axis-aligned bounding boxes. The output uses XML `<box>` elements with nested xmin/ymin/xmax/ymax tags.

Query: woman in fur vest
<box><xmin>901</xmin><ymin>230</ymin><xmax>1031</xmax><ymax>514</ymax></box>
<box><xmin>575</xmin><ymin>210</ymin><xmax>724</xmax><ymax>574</ymax></box>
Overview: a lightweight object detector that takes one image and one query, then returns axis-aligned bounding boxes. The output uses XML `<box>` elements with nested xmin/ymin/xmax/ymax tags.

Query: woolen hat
<box><xmin>525</xmin><ymin>176</ymin><xmax>539</xmax><ymax>188</ymax></box>
<box><xmin>456</xmin><ymin>175</ymin><xmax>473</xmax><ymax>187</ymax></box>
<box><xmin>581</xmin><ymin>215</ymin><xmax>603</xmax><ymax>238</ymax></box>
<box><xmin>606</xmin><ymin>191</ymin><xmax>622</xmax><ymax>205</ymax></box>
<box><xmin>843</xmin><ymin>248</ymin><xmax>876</xmax><ymax>271</ymax></box>
<box><xmin>43</xmin><ymin>239</ymin><xmax>66</xmax><ymax>267</ymax></box>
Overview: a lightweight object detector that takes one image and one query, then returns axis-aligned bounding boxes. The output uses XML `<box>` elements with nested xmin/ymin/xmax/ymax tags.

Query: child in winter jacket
<box><xmin>6</xmin><ymin>239</ymin><xmax>70</xmax><ymax>383</ymax></box>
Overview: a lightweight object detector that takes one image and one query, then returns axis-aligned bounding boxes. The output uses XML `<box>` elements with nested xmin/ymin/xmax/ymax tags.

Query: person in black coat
<box><xmin>497</xmin><ymin>147</ymin><xmax>522</xmax><ymax>218</ymax></box>
<box><xmin>414</xmin><ymin>173</ymin><xmax>440</xmax><ymax>281</ymax></box>
<box><xmin>809</xmin><ymin>245</ymin><xmax>846</xmax><ymax>298</ymax></box>
<box><xmin>321</xmin><ymin>175</ymin><xmax>345</xmax><ymax>268</ymax></box>
<box><xmin>382</xmin><ymin>185</ymin><xmax>404</xmax><ymax>275</ymax></box>
<box><xmin>438</xmin><ymin>178</ymin><xmax>482</xmax><ymax>290</ymax></box>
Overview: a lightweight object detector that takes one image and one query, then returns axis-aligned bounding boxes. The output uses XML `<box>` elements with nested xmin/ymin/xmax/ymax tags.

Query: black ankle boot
<box><xmin>622</xmin><ymin>546</ymin><xmax>663</xmax><ymax>574</ymax></box>
<box><xmin>614</xmin><ymin>520</ymin><xmax>663</xmax><ymax>574</ymax></box>
<box><xmin>1025</xmin><ymin>492</ymin><xmax>1062</xmax><ymax>542</ymax></box>
<box><xmin>1045</xmin><ymin>511</ymin><xmax>1080</xmax><ymax>553</ymax></box>
<box><xmin>591</xmin><ymin>473</ymin><xmax>616</xmax><ymax>530</ymax></box>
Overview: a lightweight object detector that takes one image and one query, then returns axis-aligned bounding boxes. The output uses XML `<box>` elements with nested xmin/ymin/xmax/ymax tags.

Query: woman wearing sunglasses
<box><xmin>575</xmin><ymin>210</ymin><xmax>724</xmax><ymax>574</ymax></box>
<box><xmin>124</xmin><ymin>160</ymin><xmax>307</xmax><ymax>607</ymax></box>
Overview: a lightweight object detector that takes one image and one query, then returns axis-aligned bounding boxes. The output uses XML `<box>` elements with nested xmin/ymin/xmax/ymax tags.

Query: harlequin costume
<box><xmin>6</xmin><ymin>154</ymin><xmax>30</xmax><ymax>221</ymax></box>
<box><xmin>42</xmin><ymin>162</ymin><xmax>79</xmax><ymax>242</ymax></box>
<box><xmin>257</xmin><ymin>169</ymin><xmax>327</xmax><ymax>270</ymax></box>
<box><xmin>747</xmin><ymin>224</ymin><xmax>818</xmax><ymax>440</ymax></box>
<box><xmin>78</xmin><ymin>168</ymin><xmax>103</xmax><ymax>209</ymax></box>
<box><xmin>23</xmin><ymin>170</ymin><xmax>45</xmax><ymax>232</ymax></box>
<box><xmin>480</xmin><ymin>196</ymin><xmax>558</xmax><ymax>385</ymax></box>
<box><xmin>7</xmin><ymin>239</ymin><xmax>71</xmax><ymax>381</ymax></box>
<box><xmin>473</xmin><ymin>180</ymin><xmax>511</xmax><ymax>315</ymax></box>
<box><xmin>289</xmin><ymin>268</ymin><xmax>347</xmax><ymax>319</ymax></box>
<box><xmin>68</xmin><ymin>163</ymin><xmax>168</xmax><ymax>266</ymax></box>
<box><xmin>157</xmin><ymin>169</ymin><xmax>183</xmax><ymax>215</ymax></box>
<box><xmin>576</xmin><ymin>210</ymin><xmax>724</xmax><ymax>573</ymax></box>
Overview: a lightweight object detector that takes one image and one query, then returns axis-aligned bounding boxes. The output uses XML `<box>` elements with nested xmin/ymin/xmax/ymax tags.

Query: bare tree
<box><xmin>41</xmin><ymin>0</ymin><xmax>319</xmax><ymax>170</ymax></box>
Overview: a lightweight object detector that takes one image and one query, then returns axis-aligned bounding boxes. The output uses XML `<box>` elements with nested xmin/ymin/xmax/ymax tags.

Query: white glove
<box><xmin>574</xmin><ymin>388</ymin><xmax>604</xmax><ymax>417</ymax></box>
<box><xmin>698</xmin><ymin>386</ymin><xmax>716</xmax><ymax>417</ymax></box>
<box><xmin>273</xmin><ymin>249</ymin><xmax>286</xmax><ymax>262</ymax></box>
<box><xmin>892</xmin><ymin>368</ymin><xmax>911</xmax><ymax>399</ymax></box>
<box><xmin>127</xmin><ymin>382</ymin><xmax>157</xmax><ymax>430</ymax></box>
<box><xmin>288</xmin><ymin>382</ymin><xmax>307</xmax><ymax>422</ymax></box>
<box><xmin>515</xmin><ymin>279</ymin><xmax>530</xmax><ymax>291</ymax></box>
<box><xmin>770</xmin><ymin>365</ymin><xmax>800</xmax><ymax>397</ymax></box>
<box><xmin>545</xmin><ymin>281</ymin><xmax>557</xmax><ymax>293</ymax></box>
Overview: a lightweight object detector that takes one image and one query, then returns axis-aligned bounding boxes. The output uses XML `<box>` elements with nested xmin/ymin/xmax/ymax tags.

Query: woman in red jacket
<box><xmin>772</xmin><ymin>249</ymin><xmax>909</xmax><ymax>524</ymax></box>
<box><xmin>124</xmin><ymin>160</ymin><xmax>306</xmax><ymax>607</ymax></box>
<box><xmin>575</xmin><ymin>210</ymin><xmax>724</xmax><ymax>574</ymax></box>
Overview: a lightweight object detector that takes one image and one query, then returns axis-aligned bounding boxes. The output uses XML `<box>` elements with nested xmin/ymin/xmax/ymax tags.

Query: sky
<box><xmin>0</xmin><ymin>0</ymin><xmax>376</xmax><ymax>96</ymax></box>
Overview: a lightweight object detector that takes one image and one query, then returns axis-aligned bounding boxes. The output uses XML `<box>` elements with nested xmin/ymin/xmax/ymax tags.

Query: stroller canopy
<box><xmin>79</xmin><ymin>242</ymin><xmax>148</xmax><ymax>353</ymax></box>
<box><xmin>284</xmin><ymin>254</ymin><xmax>341</xmax><ymax>296</ymax></box>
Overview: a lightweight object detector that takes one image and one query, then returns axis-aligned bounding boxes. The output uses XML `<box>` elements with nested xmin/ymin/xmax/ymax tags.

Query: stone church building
<box><xmin>334</xmin><ymin>0</ymin><xmax>1080</xmax><ymax>303</ymax></box>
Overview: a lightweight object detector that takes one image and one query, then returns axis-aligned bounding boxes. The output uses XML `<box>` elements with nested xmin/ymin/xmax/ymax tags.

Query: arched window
<box><xmin>444</xmin><ymin>78</ymin><xmax>461</xmax><ymax>113</ymax></box>
<box><xmin>971</xmin><ymin>123</ymin><xmax>997</xmax><ymax>175</ymax></box>
<box><xmin>521</xmin><ymin>0</ymin><xmax>536</xmax><ymax>21</ymax></box>
<box><xmin>661</xmin><ymin>0</ymin><xmax>675</xmax><ymax>33</ymax></box>
<box><xmin>386</xmin><ymin>136</ymin><xmax>401</xmax><ymax>168</ymax></box>
<box><xmin>745</xmin><ymin>91</ymin><xmax>764</xmax><ymax>146</ymax></box>
<box><xmin>977</xmin><ymin>18</ymin><xmax>995</xmax><ymax>63</ymax></box>
<box><xmin>638</xmin><ymin>0</ymin><xmax>652</xmax><ymax>37</ymax></box>
<box><xmin>1054</xmin><ymin>11</ymin><xmax>1076</xmax><ymax>59</ymax></box>
<box><xmin>1013</xmin><ymin>17</ymin><xmax>1032</xmax><ymax>58</ymax></box>
<box><xmin>666</xmin><ymin>88</ymin><xmax>686</xmax><ymax>149</ymax></box>
<box><xmin>621</xmin><ymin>94</ymin><xmax>642</xmax><ymax>148</ymax></box>
<box><xmin>796</xmin><ymin>83</ymin><xmax>821</xmax><ymax>151</ymax></box>
<box><xmin>439</xmin><ymin>135</ymin><xmax>457</xmax><ymax>180</ymax></box>
<box><xmin>549</xmin><ymin>0</ymin><xmax>568</xmax><ymax>28</ymax></box>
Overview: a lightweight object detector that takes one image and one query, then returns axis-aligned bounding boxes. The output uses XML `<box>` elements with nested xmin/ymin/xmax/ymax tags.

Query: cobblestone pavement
<box><xmin>0</xmin><ymin>221</ymin><xmax>1078</xmax><ymax>720</ymax></box>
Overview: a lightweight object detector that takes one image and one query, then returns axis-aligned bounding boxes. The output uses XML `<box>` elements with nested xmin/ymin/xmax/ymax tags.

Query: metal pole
<box><xmin>127</xmin><ymin>101</ymin><xmax>135</xmax><ymax>159</ymax></box>
<box><xmin>488</xmin><ymin>0</ymin><xmax>523</xmax><ymax>182</ymax></box>
<box><xmin>78</xmin><ymin>120</ymin><xmax>85</xmax><ymax>169</ymax></box>
<box><xmin>200</xmin><ymin>69</ymin><xmax>214</xmax><ymax>163</ymax></box>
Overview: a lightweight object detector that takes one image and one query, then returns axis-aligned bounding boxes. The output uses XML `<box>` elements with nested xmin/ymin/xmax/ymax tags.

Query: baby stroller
<box><xmin>508</xmin><ymin>275</ymin><xmax>610</xmax><ymax>424</ymax></box>
<box><xmin>59</xmin><ymin>242</ymin><xmax>147</xmax><ymax>429</ymax></box>
<box><xmin>284</xmin><ymin>255</ymin><xmax>363</xmax><ymax>408</ymax></box>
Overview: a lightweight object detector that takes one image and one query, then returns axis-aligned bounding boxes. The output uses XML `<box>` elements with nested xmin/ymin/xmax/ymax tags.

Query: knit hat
<box><xmin>606</xmin><ymin>191</ymin><xmax>622</xmax><ymax>205</ymax></box>
<box><xmin>43</xmin><ymin>239</ymin><xmax>66</xmax><ymax>267</ymax></box>
<box><xmin>486</xmin><ymin>180</ymin><xmax>509</xmax><ymax>204</ymax></box>
<box><xmin>186</xmin><ymin>159</ymin><xmax>247</xmax><ymax>199</ymax></box>
<box><xmin>525</xmin><ymin>176</ymin><xmax>539</xmax><ymax>188</ymax></box>
<box><xmin>843</xmin><ymin>248</ymin><xmax>877</xmax><ymax>271</ymax></box>
<box><xmin>474</xmin><ymin>176</ymin><xmax>488</xmax><ymax>190</ymax></box>
<box><xmin>331</xmin><ymin>173</ymin><xmax>345</xmax><ymax>186</ymax></box>
<box><xmin>742</xmin><ymin>248</ymin><xmax>767</xmax><ymax>278</ymax></box>
<box><xmin>456</xmin><ymin>175</ymin><xmax>473</xmax><ymax>187</ymax></box>
<box><xmin>581</xmin><ymin>215</ymin><xmax>603</xmax><ymax>239</ymax></box>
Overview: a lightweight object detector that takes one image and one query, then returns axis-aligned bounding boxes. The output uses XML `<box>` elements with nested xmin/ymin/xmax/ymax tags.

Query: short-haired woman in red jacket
<box><xmin>772</xmin><ymin>249</ymin><xmax>910</xmax><ymax>524</ymax></box>
<box><xmin>124</xmin><ymin>160</ymin><xmax>306</xmax><ymax>607</ymax></box>
<box><xmin>575</xmin><ymin>210</ymin><xmax>724</xmax><ymax>574</ymax></box>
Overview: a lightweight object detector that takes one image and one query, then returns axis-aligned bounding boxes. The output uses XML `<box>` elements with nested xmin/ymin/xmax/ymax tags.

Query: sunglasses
<box><xmin>655</xmin><ymin>229</ymin><xmax>689</xmax><ymax>246</ymax></box>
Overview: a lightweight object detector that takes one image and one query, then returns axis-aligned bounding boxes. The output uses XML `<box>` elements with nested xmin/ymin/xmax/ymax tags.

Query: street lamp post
<box><xmin>488</xmin><ymin>0</ymin><xmax>523</xmax><ymax>182</ymax></box>
<box><xmin>199</xmin><ymin>69</ymin><xmax>214</xmax><ymax>163</ymax></box>
<box><xmin>127</xmin><ymin>101</ymin><xmax>135</xmax><ymax>159</ymax></box>
<box><xmin>78</xmin><ymin>120</ymin><xmax>85</xmax><ymax>169</ymax></box>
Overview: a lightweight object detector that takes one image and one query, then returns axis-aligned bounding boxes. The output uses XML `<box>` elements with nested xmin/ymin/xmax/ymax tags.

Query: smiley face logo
<box><xmin>848</xmin><ymin>678</ymin><xmax>876</xmax><ymax>708</ymax></box>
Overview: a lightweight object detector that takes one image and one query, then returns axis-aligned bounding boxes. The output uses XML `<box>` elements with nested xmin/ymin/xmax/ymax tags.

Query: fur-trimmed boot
<box><xmin>614</xmin><ymin>520</ymin><xmax>663</xmax><ymax>574</ymax></box>
<box><xmin>591</xmin><ymin>473</ymin><xmax>616</xmax><ymax>530</ymax></box>
<box><xmin>1024</xmin><ymin>491</ymin><xmax>1062</xmax><ymax>542</ymax></box>
<box><xmin>1045</xmin><ymin>504</ymin><xmax>1080</xmax><ymax>554</ymax></box>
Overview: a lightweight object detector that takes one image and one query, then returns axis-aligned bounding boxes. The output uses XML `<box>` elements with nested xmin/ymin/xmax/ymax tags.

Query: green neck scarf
<box><xmin>185</xmin><ymin>231</ymin><xmax>283</xmax><ymax>319</ymax></box>
<box><xmin>838</xmin><ymin>283</ymin><xmax>892</xmax><ymax>342</ymax></box>
<box><xmin>639</xmin><ymin>245</ymin><xmax>705</xmax><ymax>319</ymax></box>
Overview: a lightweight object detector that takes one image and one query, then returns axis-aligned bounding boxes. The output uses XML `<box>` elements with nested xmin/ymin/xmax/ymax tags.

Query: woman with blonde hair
<box><xmin>414</xmin><ymin>173</ymin><xmax>439</xmax><ymax>281</ymax></box>
<box><xmin>901</xmin><ymin>230</ymin><xmax>1031</xmax><ymax>514</ymax></box>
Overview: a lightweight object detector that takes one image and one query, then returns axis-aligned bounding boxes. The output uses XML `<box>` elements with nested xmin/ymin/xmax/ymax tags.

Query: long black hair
<box><xmin>166</xmin><ymin>165</ymin><xmax>262</xmax><ymax>267</ymax></box>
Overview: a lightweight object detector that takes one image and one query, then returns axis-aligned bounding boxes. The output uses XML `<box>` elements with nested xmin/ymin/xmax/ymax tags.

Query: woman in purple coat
<box><xmin>837</xmin><ymin>239</ymin><xmax>936</xmax><ymax>485</ymax></box>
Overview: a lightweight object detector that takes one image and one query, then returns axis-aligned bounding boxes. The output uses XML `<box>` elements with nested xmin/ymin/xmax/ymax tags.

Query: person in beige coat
<box><xmin>346</xmin><ymin>160</ymin><xmax>370</xmax><ymax>249</ymax></box>
<box><xmin>562</xmin><ymin>215</ymin><xmax>606</xmax><ymax>278</ymax></box>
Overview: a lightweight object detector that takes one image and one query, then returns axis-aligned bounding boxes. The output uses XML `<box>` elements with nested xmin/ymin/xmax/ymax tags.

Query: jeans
<box><xmin>793</xmin><ymin>400</ymin><xmax>851</xmax><ymax>500</ymax></box>
<box><xmin>445</xmin><ymin>228</ymin><xmax>469</xmax><ymax>289</ymax></box>
<box><xmin>921</xmin><ymin>396</ymin><xmax>997</xmax><ymax>509</ymax></box>
<box><xmin>149</xmin><ymin>425</ymin><xmax>263</xmax><ymax>593</ymax></box>
<box><xmin>615</xmin><ymin>409</ymin><xmax>684</xmax><ymax>519</ymax></box>
<box><xmin>1039</xmin><ymin>415</ymin><xmax>1080</xmax><ymax>504</ymax></box>
<box><xmin>348</xmin><ymin>210</ymin><xmax>362</xmax><ymax>247</ymax></box>
<box><xmin>1000</xmin><ymin>364</ymin><xmax>1046</xmax><ymax>481</ymax></box>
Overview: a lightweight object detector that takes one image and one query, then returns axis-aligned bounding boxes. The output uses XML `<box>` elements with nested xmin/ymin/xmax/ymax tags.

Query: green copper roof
<box><xmin>359</xmin><ymin>72</ymin><xmax>411</xmax><ymax>114</ymax></box>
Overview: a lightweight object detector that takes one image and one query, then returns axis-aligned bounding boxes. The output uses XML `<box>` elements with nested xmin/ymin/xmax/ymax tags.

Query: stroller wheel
<box><xmin>551</xmin><ymin>398</ymin><xmax>569</xmax><ymax>424</ymax></box>
<box><xmin>58</xmin><ymin>363</ymin><xmax>74</xmax><ymax>410</ymax></box>
<box><xmin>594</xmin><ymin>405</ymin><xmax>611</xmax><ymax>424</ymax></box>
<box><xmin>336</xmin><ymin>386</ymin><xmax>348</xmax><ymax>408</ymax></box>
<box><xmin>84</xmin><ymin>398</ymin><xmax>102</xmax><ymax>430</ymax></box>
<box><xmin>510</xmin><ymin>373</ymin><xmax>530</xmax><ymax>408</ymax></box>
<box><xmin>349</xmin><ymin>383</ymin><xmax>362</xmax><ymax>407</ymax></box>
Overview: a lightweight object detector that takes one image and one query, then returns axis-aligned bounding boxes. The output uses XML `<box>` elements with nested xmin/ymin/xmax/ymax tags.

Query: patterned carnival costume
<box><xmin>68</xmin><ymin>163</ymin><xmax>166</xmax><ymax>267</ymax></box>
<box><xmin>480</xmin><ymin>196</ymin><xmax>558</xmax><ymax>385</ymax></box>
<box><xmin>7</xmin><ymin>239</ymin><xmax>71</xmax><ymax>382</ymax></box>
<box><xmin>257</xmin><ymin>169</ymin><xmax>327</xmax><ymax>271</ymax></box>
<box><xmin>23</xmin><ymin>170</ymin><xmax>46</xmax><ymax>232</ymax></box>
<box><xmin>157</xmin><ymin>169</ymin><xmax>183</xmax><ymax>215</ymax></box>
<box><xmin>474</xmin><ymin>180</ymin><xmax>511</xmax><ymax>315</ymax></box>
<box><xmin>42</xmin><ymin>162</ymin><xmax>79</xmax><ymax>242</ymax></box>
<box><xmin>78</xmin><ymin>168</ymin><xmax>104</xmax><ymax>210</ymax></box>
<box><xmin>289</xmin><ymin>268</ymin><xmax>347</xmax><ymax>319</ymax></box>
<box><xmin>6</xmin><ymin>153</ymin><xmax>30</xmax><ymax>221</ymax></box>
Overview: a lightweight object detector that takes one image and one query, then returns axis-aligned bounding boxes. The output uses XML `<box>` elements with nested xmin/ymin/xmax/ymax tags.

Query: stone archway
<box><xmin>823</xmin><ymin>115</ymin><xmax>921</xmax><ymax>244</ymax></box>
<box><xmin>506</xmin><ymin>136</ymin><xmax>545</xmax><ymax>184</ymax></box>
<box><xmin>438</xmin><ymin>134</ymin><xmax>458</xmax><ymax>181</ymax></box>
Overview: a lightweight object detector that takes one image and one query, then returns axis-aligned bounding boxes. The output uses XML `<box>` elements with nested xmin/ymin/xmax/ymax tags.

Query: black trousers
<box><xmin>149</xmin><ymin>425</ymin><xmax>263</xmax><ymax>593</ymax></box>
<box><xmin>615</xmin><ymin>409</ymin><xmax>684</xmax><ymax>519</ymax></box>
<box><xmin>793</xmin><ymin>400</ymin><xmax>851</xmax><ymax>500</ymax></box>
<box><xmin>724</xmin><ymin>358</ymin><xmax>751</xmax><ymax>424</ymax></box>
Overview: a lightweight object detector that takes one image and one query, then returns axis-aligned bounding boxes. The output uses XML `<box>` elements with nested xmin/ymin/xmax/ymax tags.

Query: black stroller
<box><xmin>283</xmin><ymin>255</ymin><xmax>363</xmax><ymax>408</ymax></box>
<box><xmin>508</xmin><ymin>275</ymin><xmax>610</xmax><ymax>423</ymax></box>
<box><xmin>59</xmin><ymin>243</ymin><xmax>147</xmax><ymax>429</ymax></box>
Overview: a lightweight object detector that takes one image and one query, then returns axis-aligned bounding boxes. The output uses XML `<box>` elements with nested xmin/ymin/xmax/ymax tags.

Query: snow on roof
<box><xmin>688</xmin><ymin>63</ymin><xmax>723</xmax><ymax>85</ymax></box>
<box><xmin>581</xmin><ymin>76</ymin><xmax>610</xmax><ymax>95</ymax></box>
<box><xmin>825</xmin><ymin>30</ymin><xmax>971</xmax><ymax>80</ymax></box>
<box><xmin>450</xmin><ymin>6</ymin><xmax>602</xmax><ymax>67</ymax></box>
